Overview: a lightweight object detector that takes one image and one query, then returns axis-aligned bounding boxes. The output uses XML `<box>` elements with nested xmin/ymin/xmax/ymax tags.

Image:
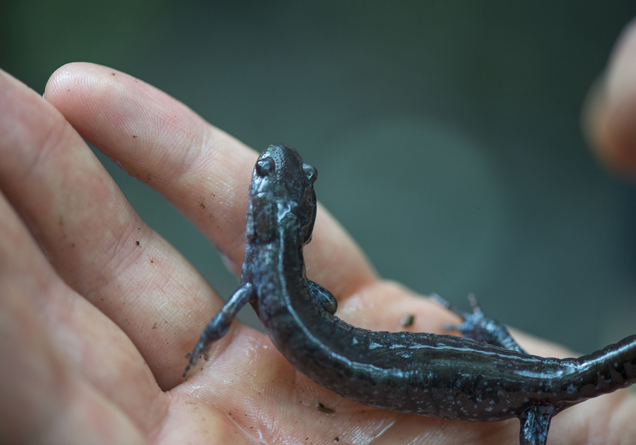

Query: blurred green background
<box><xmin>2</xmin><ymin>1</ymin><xmax>636</xmax><ymax>353</ymax></box>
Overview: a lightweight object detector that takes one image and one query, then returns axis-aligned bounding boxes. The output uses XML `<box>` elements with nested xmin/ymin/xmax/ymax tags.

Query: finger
<box><xmin>550</xmin><ymin>388</ymin><xmax>636</xmax><ymax>445</ymax></box>
<box><xmin>43</xmin><ymin>63</ymin><xmax>570</xmax><ymax>384</ymax></box>
<box><xmin>584</xmin><ymin>18</ymin><xmax>636</xmax><ymax>177</ymax></box>
<box><xmin>0</xmin><ymin>190</ymin><xmax>155</xmax><ymax>443</ymax></box>
<box><xmin>44</xmin><ymin>62</ymin><xmax>377</xmax><ymax>300</ymax></box>
<box><xmin>0</xmin><ymin>68</ymin><xmax>219</xmax><ymax>389</ymax></box>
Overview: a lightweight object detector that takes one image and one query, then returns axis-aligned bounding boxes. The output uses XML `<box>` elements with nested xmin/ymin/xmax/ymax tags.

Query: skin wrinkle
<box><xmin>1</xmin><ymin>83</ymin><xmax>55</xmax><ymax>176</ymax></box>
<box><xmin>27</xmin><ymin>358</ymin><xmax>77</xmax><ymax>444</ymax></box>
<box><xmin>186</xmin><ymin>324</ymin><xmax>246</xmax><ymax>380</ymax></box>
<box><xmin>49</xmin><ymin>283</ymin><xmax>169</xmax><ymax>435</ymax></box>
<box><xmin>222</xmin><ymin>411</ymin><xmax>272</xmax><ymax>445</ymax></box>
<box><xmin>161</xmin><ymin>112</ymin><xmax>208</xmax><ymax>174</ymax></box>
<box><xmin>77</xmin><ymin>206</ymin><xmax>195</xmax><ymax>336</ymax></box>
<box><xmin>176</xmin><ymin>126</ymin><xmax>216</xmax><ymax>184</ymax></box>
<box><xmin>1</xmin><ymin>274</ymin><xmax>81</xmax><ymax>443</ymax></box>
<box><xmin>101</xmin><ymin>70</ymin><xmax>209</xmax><ymax>182</ymax></box>
<box><xmin>393</xmin><ymin>425</ymin><xmax>442</xmax><ymax>445</ymax></box>
<box><xmin>140</xmin><ymin>382</ymin><xmax>172</xmax><ymax>441</ymax></box>
<box><xmin>51</xmin><ymin>377</ymin><xmax>148</xmax><ymax>445</ymax></box>
<box><xmin>99</xmin><ymin>221</ymin><xmax>154</xmax><ymax>287</ymax></box>
<box><xmin>0</xmin><ymin>208</ymin><xmax>61</xmax><ymax>327</ymax></box>
<box><xmin>177</xmin><ymin>125</ymin><xmax>253</xmax><ymax>237</ymax></box>
<box><xmin>364</xmin><ymin>417</ymin><xmax>397</xmax><ymax>444</ymax></box>
<box><xmin>0</xmin><ymin>84</ymin><xmax>70</xmax><ymax>211</ymax></box>
<box><xmin>20</xmin><ymin>112</ymin><xmax>68</xmax><ymax>186</ymax></box>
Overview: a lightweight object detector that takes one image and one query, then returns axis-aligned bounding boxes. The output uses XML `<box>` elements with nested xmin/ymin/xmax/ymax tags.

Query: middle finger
<box><xmin>0</xmin><ymin>68</ymin><xmax>218</xmax><ymax>389</ymax></box>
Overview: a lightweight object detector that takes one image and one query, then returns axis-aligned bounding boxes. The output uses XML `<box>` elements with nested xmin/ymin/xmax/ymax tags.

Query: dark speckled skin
<box><xmin>185</xmin><ymin>144</ymin><xmax>636</xmax><ymax>445</ymax></box>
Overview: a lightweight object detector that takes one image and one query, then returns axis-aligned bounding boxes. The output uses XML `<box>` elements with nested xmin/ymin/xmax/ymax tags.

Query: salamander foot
<box><xmin>430</xmin><ymin>293</ymin><xmax>526</xmax><ymax>353</ymax></box>
<box><xmin>519</xmin><ymin>405</ymin><xmax>553</xmax><ymax>445</ymax></box>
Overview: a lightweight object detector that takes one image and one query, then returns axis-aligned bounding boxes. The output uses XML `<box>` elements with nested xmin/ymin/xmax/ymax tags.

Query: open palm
<box><xmin>2</xmin><ymin>29</ymin><xmax>636</xmax><ymax>444</ymax></box>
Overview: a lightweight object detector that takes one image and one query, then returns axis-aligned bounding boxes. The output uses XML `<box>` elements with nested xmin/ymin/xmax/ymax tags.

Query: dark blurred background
<box><xmin>2</xmin><ymin>1</ymin><xmax>636</xmax><ymax>353</ymax></box>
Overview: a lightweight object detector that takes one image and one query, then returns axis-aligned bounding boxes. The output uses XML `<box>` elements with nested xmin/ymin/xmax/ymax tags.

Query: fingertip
<box><xmin>44</xmin><ymin>63</ymin><xmax>129</xmax><ymax>123</ymax></box>
<box><xmin>592</xmin><ymin>94</ymin><xmax>636</xmax><ymax>178</ymax></box>
<box><xmin>45</xmin><ymin>62</ymin><xmax>96</xmax><ymax>100</ymax></box>
<box><xmin>584</xmin><ymin>19</ymin><xmax>636</xmax><ymax>178</ymax></box>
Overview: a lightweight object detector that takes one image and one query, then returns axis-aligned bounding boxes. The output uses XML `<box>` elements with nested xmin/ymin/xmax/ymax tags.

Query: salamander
<box><xmin>184</xmin><ymin>143</ymin><xmax>636</xmax><ymax>445</ymax></box>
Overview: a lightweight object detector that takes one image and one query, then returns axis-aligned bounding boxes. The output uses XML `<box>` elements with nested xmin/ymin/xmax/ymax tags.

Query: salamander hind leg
<box><xmin>430</xmin><ymin>293</ymin><xmax>526</xmax><ymax>353</ymax></box>
<box><xmin>183</xmin><ymin>282</ymin><xmax>255</xmax><ymax>378</ymax></box>
<box><xmin>519</xmin><ymin>406</ymin><xmax>553</xmax><ymax>445</ymax></box>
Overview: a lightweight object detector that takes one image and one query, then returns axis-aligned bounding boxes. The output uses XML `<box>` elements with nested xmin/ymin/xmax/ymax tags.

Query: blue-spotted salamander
<box><xmin>184</xmin><ymin>144</ymin><xmax>636</xmax><ymax>445</ymax></box>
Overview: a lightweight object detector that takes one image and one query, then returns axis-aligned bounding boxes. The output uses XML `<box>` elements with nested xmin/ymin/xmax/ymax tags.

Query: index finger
<box><xmin>45</xmin><ymin>63</ymin><xmax>377</xmax><ymax>300</ymax></box>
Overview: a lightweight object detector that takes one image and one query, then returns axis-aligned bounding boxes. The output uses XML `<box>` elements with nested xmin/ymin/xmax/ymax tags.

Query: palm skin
<box><xmin>2</xmin><ymin>21</ymin><xmax>636</xmax><ymax>443</ymax></box>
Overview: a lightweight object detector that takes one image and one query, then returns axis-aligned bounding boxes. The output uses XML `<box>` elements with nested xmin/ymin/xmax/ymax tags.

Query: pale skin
<box><xmin>1</xmin><ymin>21</ymin><xmax>636</xmax><ymax>445</ymax></box>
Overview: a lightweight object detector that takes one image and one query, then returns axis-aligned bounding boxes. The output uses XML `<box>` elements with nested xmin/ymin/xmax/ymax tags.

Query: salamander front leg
<box><xmin>519</xmin><ymin>406</ymin><xmax>553</xmax><ymax>445</ymax></box>
<box><xmin>307</xmin><ymin>280</ymin><xmax>338</xmax><ymax>315</ymax></box>
<box><xmin>431</xmin><ymin>293</ymin><xmax>526</xmax><ymax>353</ymax></box>
<box><xmin>183</xmin><ymin>282</ymin><xmax>255</xmax><ymax>378</ymax></box>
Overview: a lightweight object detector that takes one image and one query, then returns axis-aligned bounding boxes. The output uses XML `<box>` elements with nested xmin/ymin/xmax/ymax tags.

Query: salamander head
<box><xmin>246</xmin><ymin>144</ymin><xmax>317</xmax><ymax>245</ymax></box>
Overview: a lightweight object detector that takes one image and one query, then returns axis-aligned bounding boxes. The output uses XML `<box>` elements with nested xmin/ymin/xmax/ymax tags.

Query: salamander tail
<box><xmin>574</xmin><ymin>334</ymin><xmax>636</xmax><ymax>398</ymax></box>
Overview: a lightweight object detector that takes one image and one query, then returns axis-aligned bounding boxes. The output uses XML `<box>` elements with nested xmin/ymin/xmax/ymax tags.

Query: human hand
<box><xmin>1</xmin><ymin>32</ymin><xmax>636</xmax><ymax>444</ymax></box>
<box><xmin>586</xmin><ymin>18</ymin><xmax>636</xmax><ymax>178</ymax></box>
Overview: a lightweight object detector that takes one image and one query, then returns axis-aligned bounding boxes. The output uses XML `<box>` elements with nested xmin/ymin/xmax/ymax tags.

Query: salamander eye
<box><xmin>303</xmin><ymin>164</ymin><xmax>317</xmax><ymax>183</ymax></box>
<box><xmin>255</xmin><ymin>157</ymin><xmax>275</xmax><ymax>177</ymax></box>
